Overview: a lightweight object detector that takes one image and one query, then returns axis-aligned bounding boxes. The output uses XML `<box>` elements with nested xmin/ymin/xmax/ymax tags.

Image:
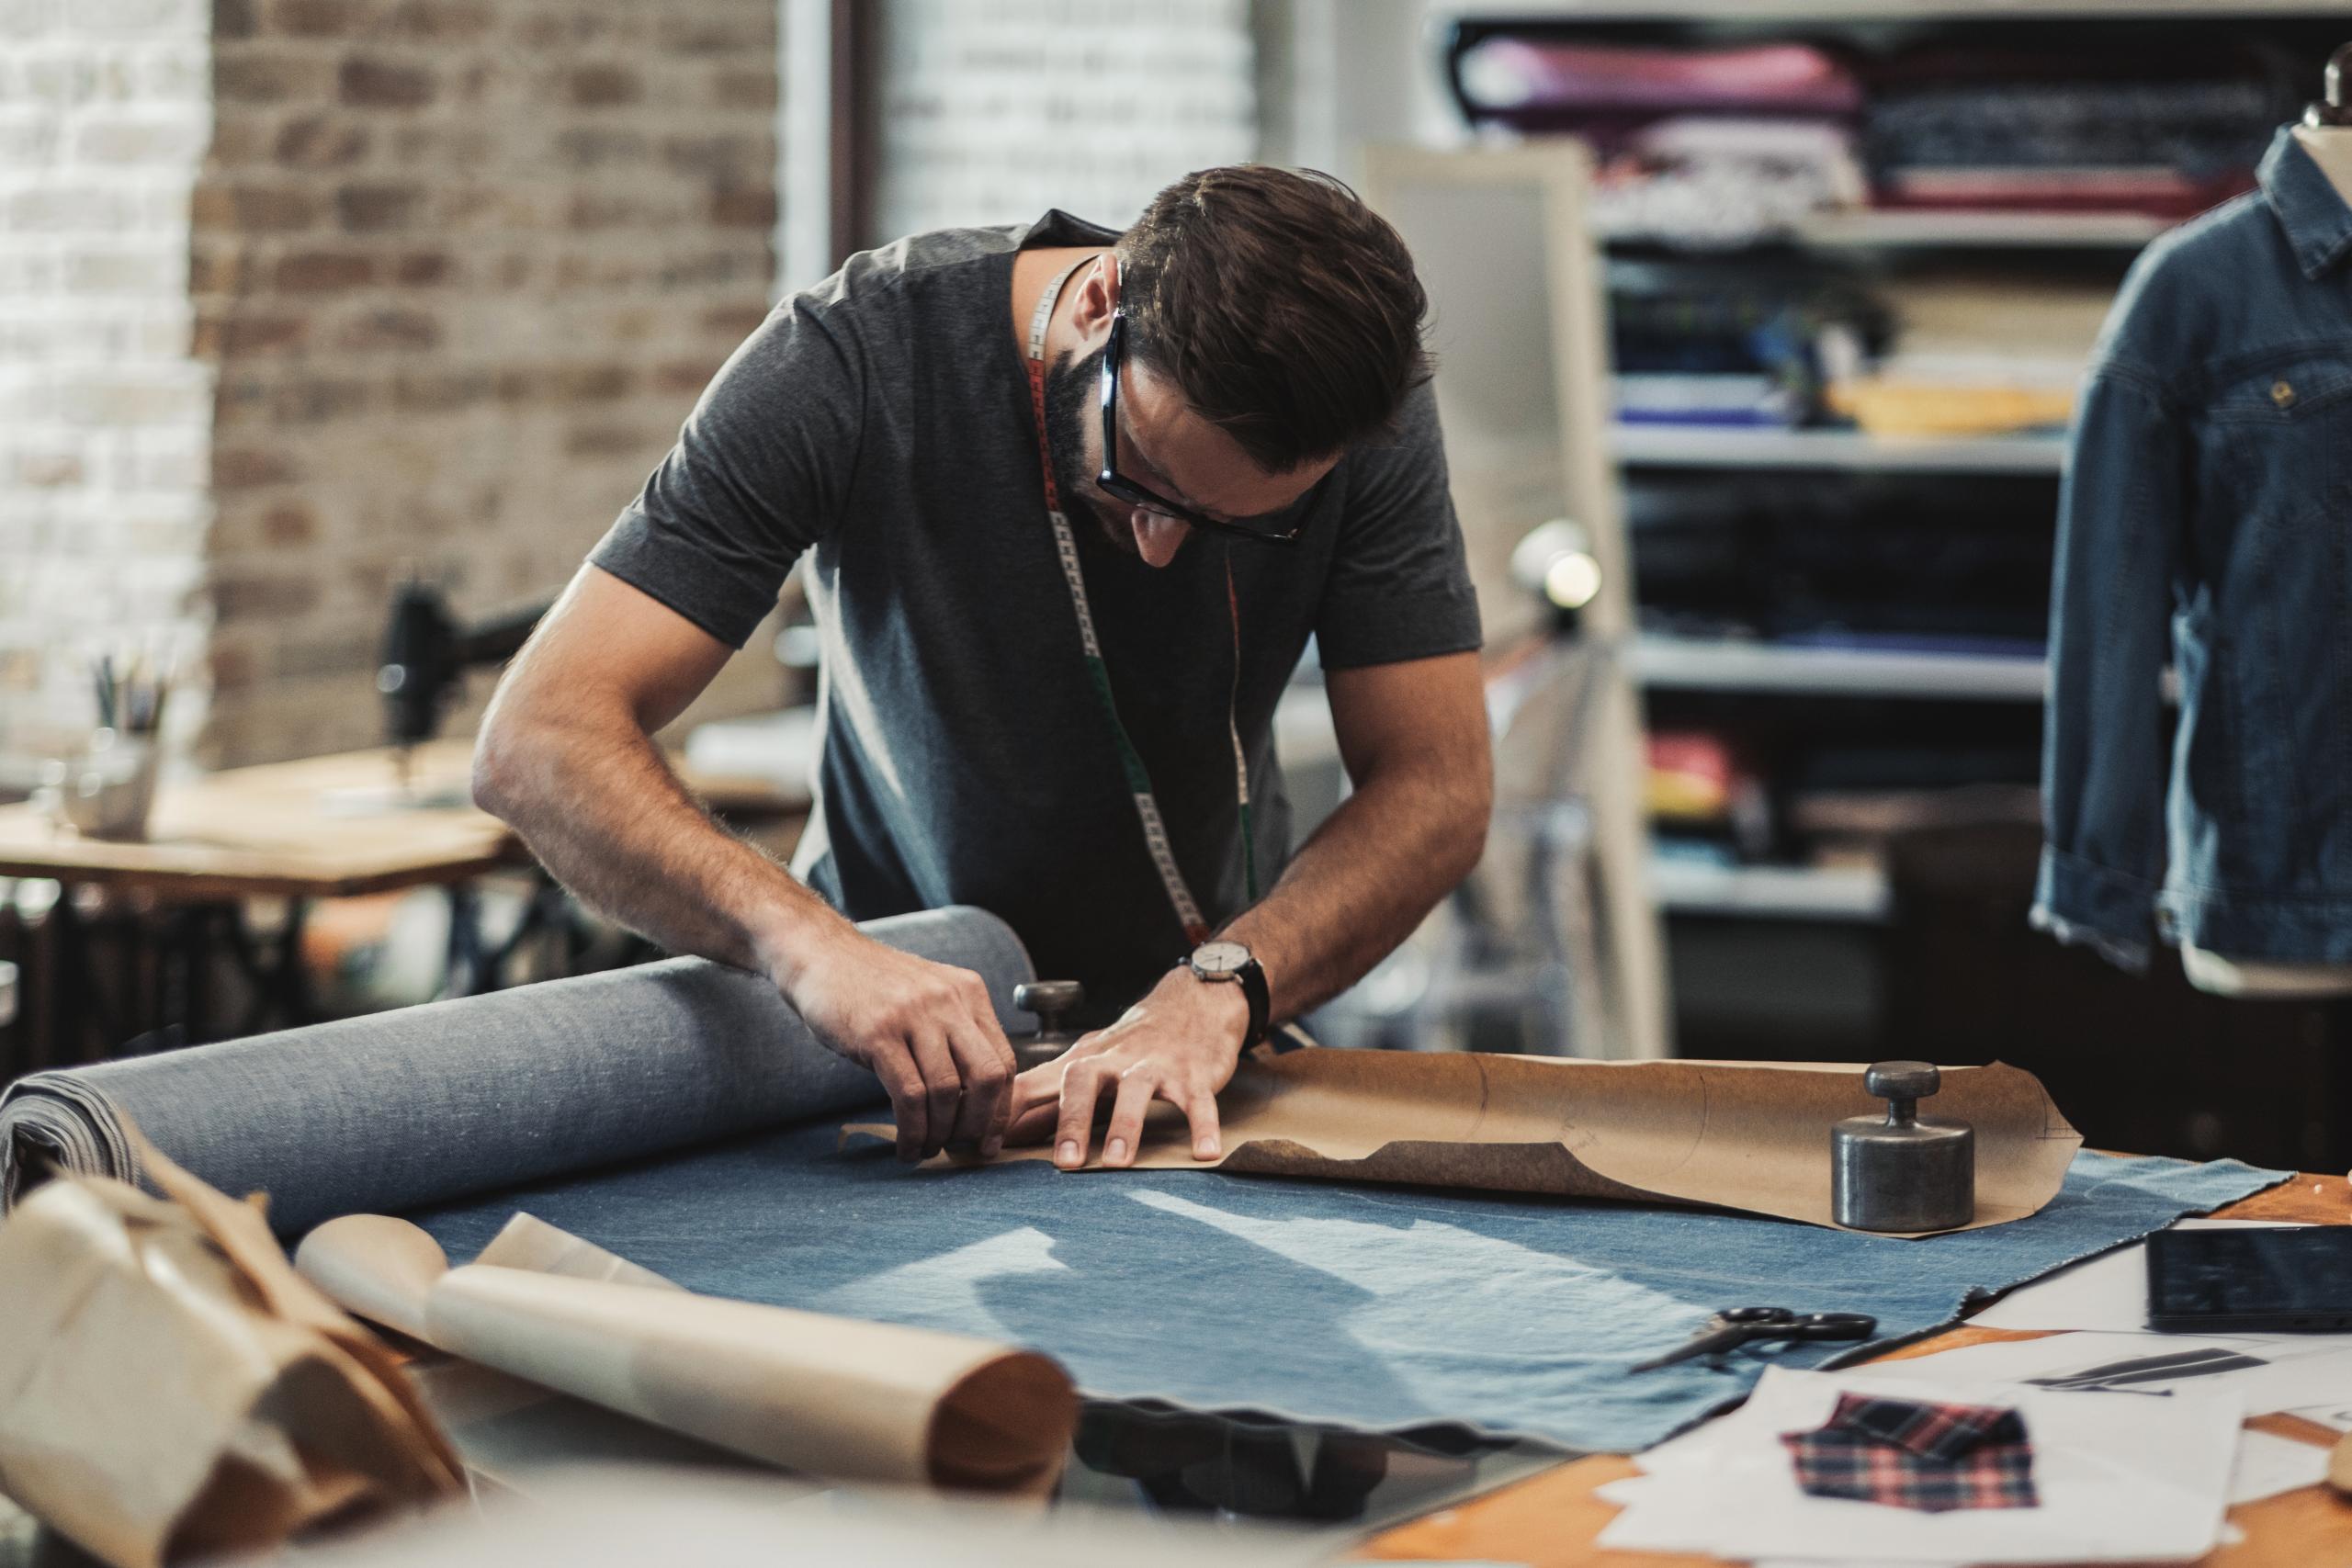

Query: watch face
<box><xmin>1192</xmin><ymin>941</ymin><xmax>1250</xmax><ymax>976</ymax></box>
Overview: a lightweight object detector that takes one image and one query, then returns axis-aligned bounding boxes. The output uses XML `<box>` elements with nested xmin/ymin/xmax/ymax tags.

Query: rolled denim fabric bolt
<box><xmin>0</xmin><ymin>906</ymin><xmax>1034</xmax><ymax>1235</ymax></box>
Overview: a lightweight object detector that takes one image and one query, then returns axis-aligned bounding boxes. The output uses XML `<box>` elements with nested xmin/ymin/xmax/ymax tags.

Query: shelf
<box><xmin>1649</xmin><ymin>858</ymin><xmax>1891</xmax><ymax>923</ymax></box>
<box><xmin>1443</xmin><ymin>1</ymin><xmax>2346</xmax><ymax>19</ymax></box>
<box><xmin>1602</xmin><ymin>209</ymin><xmax>2169</xmax><ymax>253</ymax></box>
<box><xmin>1634</xmin><ymin>635</ymin><xmax>2048</xmax><ymax>700</ymax></box>
<box><xmin>1792</xmin><ymin>209</ymin><xmax>2169</xmax><ymax>250</ymax></box>
<box><xmin>1612</xmin><ymin>425</ymin><xmax>2067</xmax><ymax>473</ymax></box>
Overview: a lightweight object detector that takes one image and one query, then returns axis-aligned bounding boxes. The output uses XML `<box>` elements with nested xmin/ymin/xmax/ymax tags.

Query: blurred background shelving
<box><xmin>1266</xmin><ymin>1</ymin><xmax>2346</xmax><ymax>1115</ymax></box>
<box><xmin>1611</xmin><ymin>427</ymin><xmax>2067</xmax><ymax>472</ymax></box>
<box><xmin>1632</xmin><ymin>637</ymin><xmax>2048</xmax><ymax>700</ymax></box>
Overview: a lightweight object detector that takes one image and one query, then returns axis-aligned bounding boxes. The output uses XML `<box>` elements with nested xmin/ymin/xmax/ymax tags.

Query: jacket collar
<box><xmin>2260</xmin><ymin>123</ymin><xmax>2352</xmax><ymax>280</ymax></box>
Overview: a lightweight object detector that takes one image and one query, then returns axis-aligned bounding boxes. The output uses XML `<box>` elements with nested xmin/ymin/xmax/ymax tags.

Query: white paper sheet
<box><xmin>1865</xmin><ymin>1328</ymin><xmax>2352</xmax><ymax>1416</ymax></box>
<box><xmin>2281</xmin><ymin>1400</ymin><xmax>2352</xmax><ymax>1433</ymax></box>
<box><xmin>2227</xmin><ymin>1427</ymin><xmax>2330</xmax><ymax>1505</ymax></box>
<box><xmin>1973</xmin><ymin>1219</ymin><xmax>2312</xmax><ymax>1333</ymax></box>
<box><xmin>1600</xmin><ymin>1366</ymin><xmax>2240</xmax><ymax>1563</ymax></box>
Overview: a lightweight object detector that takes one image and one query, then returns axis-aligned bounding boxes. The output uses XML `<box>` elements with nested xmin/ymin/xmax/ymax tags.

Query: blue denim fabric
<box><xmin>2038</xmin><ymin>126</ymin><xmax>2352</xmax><ymax>968</ymax></box>
<box><xmin>411</xmin><ymin>1134</ymin><xmax>2280</xmax><ymax>1455</ymax></box>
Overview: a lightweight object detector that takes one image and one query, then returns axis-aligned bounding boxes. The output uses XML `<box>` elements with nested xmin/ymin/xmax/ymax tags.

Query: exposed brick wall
<box><xmin>1</xmin><ymin>0</ymin><xmax>1262</xmax><ymax>773</ymax></box>
<box><xmin>870</xmin><ymin>0</ymin><xmax>1256</xmax><ymax>241</ymax></box>
<box><xmin>194</xmin><ymin>0</ymin><xmax>784</xmax><ymax>765</ymax></box>
<box><xmin>0</xmin><ymin>0</ymin><xmax>216</xmax><ymax>762</ymax></box>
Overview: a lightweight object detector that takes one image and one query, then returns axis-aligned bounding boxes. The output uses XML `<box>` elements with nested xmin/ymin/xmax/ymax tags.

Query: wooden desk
<box><xmin>0</xmin><ymin>1168</ymin><xmax>2335</xmax><ymax>1564</ymax></box>
<box><xmin>0</xmin><ymin>739</ymin><xmax>802</xmax><ymax>899</ymax></box>
<box><xmin>0</xmin><ymin>739</ymin><xmax>807</xmax><ymax>1064</ymax></box>
<box><xmin>1364</xmin><ymin>1171</ymin><xmax>2352</xmax><ymax>1567</ymax></box>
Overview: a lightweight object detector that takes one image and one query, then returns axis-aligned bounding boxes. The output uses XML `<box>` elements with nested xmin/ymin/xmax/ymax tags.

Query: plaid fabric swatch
<box><xmin>1781</xmin><ymin>1393</ymin><xmax>2038</xmax><ymax>1512</ymax></box>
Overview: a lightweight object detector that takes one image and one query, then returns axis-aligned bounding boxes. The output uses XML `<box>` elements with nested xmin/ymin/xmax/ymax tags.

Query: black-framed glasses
<box><xmin>1096</xmin><ymin>311</ymin><xmax>1316</xmax><ymax>547</ymax></box>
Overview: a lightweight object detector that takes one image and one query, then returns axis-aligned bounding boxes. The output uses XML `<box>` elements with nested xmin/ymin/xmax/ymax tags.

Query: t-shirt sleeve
<box><xmin>589</xmin><ymin>292</ymin><xmax>866</xmax><ymax>649</ymax></box>
<box><xmin>1313</xmin><ymin>379</ymin><xmax>1484</xmax><ymax>670</ymax></box>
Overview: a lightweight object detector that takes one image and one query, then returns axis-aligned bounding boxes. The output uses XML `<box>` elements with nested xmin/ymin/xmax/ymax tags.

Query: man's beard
<box><xmin>1043</xmin><ymin>344</ymin><xmax>1137</xmax><ymax>556</ymax></box>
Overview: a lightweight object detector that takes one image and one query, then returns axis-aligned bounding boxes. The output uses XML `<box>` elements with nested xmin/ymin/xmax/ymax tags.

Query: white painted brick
<box><xmin>134</xmin><ymin>41</ymin><xmax>209</xmax><ymax>102</ymax></box>
<box><xmin>0</xmin><ymin>108</ymin><xmax>59</xmax><ymax>160</ymax></box>
<box><xmin>6</xmin><ymin>182</ymin><xmax>141</xmax><ymax>231</ymax></box>
<box><xmin>17</xmin><ymin>50</ymin><xmax>117</xmax><ymax>107</ymax></box>
<box><xmin>72</xmin><ymin>112</ymin><xmax>209</xmax><ymax>164</ymax></box>
<box><xmin>0</xmin><ymin>251</ymin><xmax>62</xmax><ymax>291</ymax></box>
<box><xmin>66</xmin><ymin>0</ymin><xmax>208</xmax><ymax>36</ymax></box>
<box><xmin>62</xmin><ymin>244</ymin><xmax>179</xmax><ymax>292</ymax></box>
<box><xmin>0</xmin><ymin>10</ymin><xmax>209</xmax><ymax>758</ymax></box>
<box><xmin>870</xmin><ymin>0</ymin><xmax>1254</xmax><ymax>237</ymax></box>
<box><xmin>0</xmin><ymin>0</ymin><xmax>52</xmax><ymax>40</ymax></box>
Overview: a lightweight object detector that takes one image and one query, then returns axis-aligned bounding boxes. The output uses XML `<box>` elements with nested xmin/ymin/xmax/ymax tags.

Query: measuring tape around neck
<box><xmin>1022</xmin><ymin>254</ymin><xmax>1260</xmax><ymax>948</ymax></box>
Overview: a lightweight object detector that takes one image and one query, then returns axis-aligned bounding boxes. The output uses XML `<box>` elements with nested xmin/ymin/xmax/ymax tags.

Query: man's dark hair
<box><xmin>1115</xmin><ymin>164</ymin><xmax>1431</xmax><ymax>474</ymax></box>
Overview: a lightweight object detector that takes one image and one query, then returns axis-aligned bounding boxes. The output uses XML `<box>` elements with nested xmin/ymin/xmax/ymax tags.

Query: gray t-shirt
<box><xmin>593</xmin><ymin>211</ymin><xmax>1480</xmax><ymax>1019</ymax></box>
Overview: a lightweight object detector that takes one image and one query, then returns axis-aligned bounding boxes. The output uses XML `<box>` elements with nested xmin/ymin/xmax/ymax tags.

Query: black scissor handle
<box><xmin>1718</xmin><ymin>1305</ymin><xmax>1800</xmax><ymax>1326</ymax></box>
<box><xmin>1781</xmin><ymin>1311</ymin><xmax>1878</xmax><ymax>1341</ymax></box>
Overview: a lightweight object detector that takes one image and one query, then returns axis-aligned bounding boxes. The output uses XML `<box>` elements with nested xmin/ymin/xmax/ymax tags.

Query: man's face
<box><xmin>1044</xmin><ymin>345</ymin><xmax>1338</xmax><ymax>568</ymax></box>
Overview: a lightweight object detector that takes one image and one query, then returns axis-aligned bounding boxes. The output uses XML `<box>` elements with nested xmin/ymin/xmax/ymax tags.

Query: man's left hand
<box><xmin>1004</xmin><ymin>967</ymin><xmax>1250</xmax><ymax>1168</ymax></box>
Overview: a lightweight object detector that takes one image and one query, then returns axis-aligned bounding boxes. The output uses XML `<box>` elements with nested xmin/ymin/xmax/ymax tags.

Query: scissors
<box><xmin>1629</xmin><ymin>1306</ymin><xmax>1879</xmax><ymax>1373</ymax></box>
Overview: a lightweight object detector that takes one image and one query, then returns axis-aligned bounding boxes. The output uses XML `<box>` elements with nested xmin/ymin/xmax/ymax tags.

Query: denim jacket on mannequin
<box><xmin>2035</xmin><ymin>126</ymin><xmax>2352</xmax><ymax>970</ymax></box>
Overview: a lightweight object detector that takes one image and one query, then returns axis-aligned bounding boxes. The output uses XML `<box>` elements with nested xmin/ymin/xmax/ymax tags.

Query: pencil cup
<box><xmin>38</xmin><ymin>728</ymin><xmax>160</xmax><ymax>841</ymax></box>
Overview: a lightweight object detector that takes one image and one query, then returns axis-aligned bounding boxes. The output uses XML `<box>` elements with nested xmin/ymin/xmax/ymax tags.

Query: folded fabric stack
<box><xmin>1820</xmin><ymin>274</ymin><xmax>2113</xmax><ymax>436</ymax></box>
<box><xmin>1629</xmin><ymin>473</ymin><xmax>2059</xmax><ymax>647</ymax></box>
<box><xmin>1615</xmin><ymin>373</ymin><xmax>1800</xmax><ymax>428</ymax></box>
<box><xmin>1454</xmin><ymin>39</ymin><xmax>1870</xmax><ymax>246</ymax></box>
<box><xmin>1456</xmin><ymin>38</ymin><xmax>1865</xmax><ymax>128</ymax></box>
<box><xmin>1645</xmin><ymin>730</ymin><xmax>1751</xmax><ymax>827</ymax></box>
<box><xmin>1864</xmin><ymin>72</ymin><xmax>2290</xmax><ymax>216</ymax></box>
<box><xmin>1823</xmin><ymin>376</ymin><xmax>2075</xmax><ymax>438</ymax></box>
<box><xmin>1452</xmin><ymin>32</ymin><xmax>2297</xmax><ymax>231</ymax></box>
<box><xmin>1781</xmin><ymin>1393</ymin><xmax>2038</xmax><ymax>1512</ymax></box>
<box><xmin>1610</xmin><ymin>274</ymin><xmax>1883</xmax><ymax>430</ymax></box>
<box><xmin>1591</xmin><ymin>117</ymin><xmax>1871</xmax><ymax>248</ymax></box>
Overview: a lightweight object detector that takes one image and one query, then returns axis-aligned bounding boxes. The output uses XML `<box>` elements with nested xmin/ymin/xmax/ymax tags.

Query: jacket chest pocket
<box><xmin>2199</xmin><ymin>354</ymin><xmax>2352</xmax><ymax>829</ymax></box>
<box><xmin>2207</xmin><ymin>354</ymin><xmax>2352</xmax><ymax>513</ymax></box>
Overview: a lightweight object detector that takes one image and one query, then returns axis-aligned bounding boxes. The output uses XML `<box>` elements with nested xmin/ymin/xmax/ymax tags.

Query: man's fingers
<box><xmin>1102</xmin><ymin>1072</ymin><xmax>1157</xmax><ymax>1169</ymax></box>
<box><xmin>944</xmin><ymin>1025</ymin><xmax>1011</xmax><ymax>1155</ymax></box>
<box><xmin>877</xmin><ymin>1049</ymin><xmax>928</xmax><ymax>1163</ymax></box>
<box><xmin>1054</xmin><ymin>1062</ymin><xmax>1107</xmax><ymax>1170</ymax></box>
<box><xmin>1001</xmin><ymin>1065</ymin><xmax>1061</xmax><ymax>1145</ymax></box>
<box><xmin>959</xmin><ymin>973</ymin><xmax>1020</xmax><ymax>1064</ymax></box>
<box><xmin>907</xmin><ymin>1031</ymin><xmax>963</xmax><ymax>1160</ymax></box>
<box><xmin>1005</xmin><ymin>1095</ymin><xmax>1057</xmax><ymax>1146</ymax></box>
<box><xmin>962</xmin><ymin>990</ymin><xmax>1018</xmax><ymax>1156</ymax></box>
<box><xmin>1182</xmin><ymin>1088</ymin><xmax>1223</xmax><ymax>1161</ymax></box>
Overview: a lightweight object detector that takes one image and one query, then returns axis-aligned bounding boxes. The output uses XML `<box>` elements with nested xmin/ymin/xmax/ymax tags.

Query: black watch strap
<box><xmin>1233</xmin><ymin>955</ymin><xmax>1270</xmax><ymax>1050</ymax></box>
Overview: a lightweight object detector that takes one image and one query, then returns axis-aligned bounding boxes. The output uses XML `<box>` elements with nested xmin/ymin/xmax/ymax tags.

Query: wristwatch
<box><xmin>1183</xmin><ymin>940</ymin><xmax>1270</xmax><ymax>1052</ymax></box>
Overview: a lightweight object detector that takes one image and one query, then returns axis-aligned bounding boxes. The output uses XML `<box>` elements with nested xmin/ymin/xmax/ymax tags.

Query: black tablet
<box><xmin>2145</xmin><ymin>1226</ymin><xmax>2352</xmax><ymax>1334</ymax></box>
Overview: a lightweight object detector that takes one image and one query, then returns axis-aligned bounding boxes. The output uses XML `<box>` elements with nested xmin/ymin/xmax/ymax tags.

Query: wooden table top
<box><xmin>1363</xmin><ymin>1169</ymin><xmax>2352</xmax><ymax>1567</ymax></box>
<box><xmin>0</xmin><ymin>739</ymin><xmax>807</xmax><ymax>900</ymax></box>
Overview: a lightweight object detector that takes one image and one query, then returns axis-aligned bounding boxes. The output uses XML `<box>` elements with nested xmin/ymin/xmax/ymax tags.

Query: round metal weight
<box><xmin>1011</xmin><ymin>979</ymin><xmax>1086</xmax><ymax>1071</ymax></box>
<box><xmin>1832</xmin><ymin>1060</ymin><xmax>1976</xmax><ymax>1232</ymax></box>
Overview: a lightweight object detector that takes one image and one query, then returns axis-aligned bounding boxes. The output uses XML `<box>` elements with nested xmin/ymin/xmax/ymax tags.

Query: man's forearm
<box><xmin>1219</xmin><ymin>763</ymin><xmax>1488</xmax><ymax>1026</ymax></box>
<box><xmin>472</xmin><ymin>705</ymin><xmax>846</xmax><ymax>978</ymax></box>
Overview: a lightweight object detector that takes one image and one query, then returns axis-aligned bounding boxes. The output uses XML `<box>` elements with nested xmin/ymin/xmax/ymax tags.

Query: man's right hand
<box><xmin>774</xmin><ymin>925</ymin><xmax>1019</xmax><ymax>1163</ymax></box>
